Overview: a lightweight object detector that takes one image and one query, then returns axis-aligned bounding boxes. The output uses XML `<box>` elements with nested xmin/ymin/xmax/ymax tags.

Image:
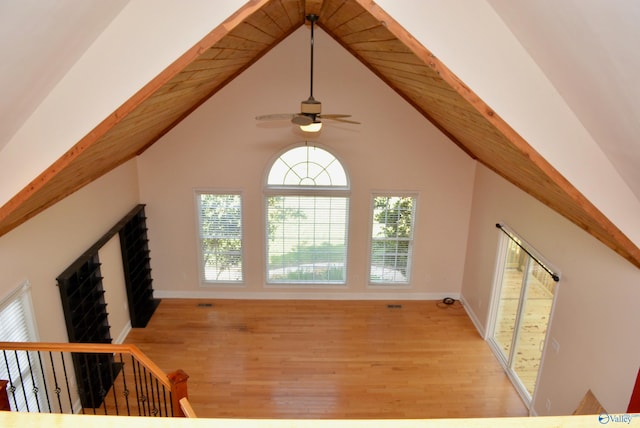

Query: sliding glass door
<box><xmin>490</xmin><ymin>227</ymin><xmax>558</xmax><ymax>404</ymax></box>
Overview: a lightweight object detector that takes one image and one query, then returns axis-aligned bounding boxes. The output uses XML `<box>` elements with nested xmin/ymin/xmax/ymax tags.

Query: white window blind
<box><xmin>196</xmin><ymin>192</ymin><xmax>243</xmax><ymax>283</ymax></box>
<box><xmin>267</xmin><ymin>195</ymin><xmax>348</xmax><ymax>283</ymax></box>
<box><xmin>0</xmin><ymin>280</ymin><xmax>45</xmax><ymax>412</ymax></box>
<box><xmin>369</xmin><ymin>195</ymin><xmax>416</xmax><ymax>284</ymax></box>
<box><xmin>265</xmin><ymin>145</ymin><xmax>350</xmax><ymax>285</ymax></box>
<box><xmin>0</xmin><ymin>283</ymin><xmax>35</xmax><ymax>341</ymax></box>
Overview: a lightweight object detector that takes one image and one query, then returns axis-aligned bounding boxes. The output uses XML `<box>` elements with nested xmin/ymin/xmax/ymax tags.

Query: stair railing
<box><xmin>0</xmin><ymin>342</ymin><xmax>190</xmax><ymax>417</ymax></box>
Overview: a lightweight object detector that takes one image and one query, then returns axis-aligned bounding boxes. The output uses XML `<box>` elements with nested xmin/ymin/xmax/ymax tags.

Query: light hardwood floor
<box><xmin>125</xmin><ymin>299</ymin><xmax>527</xmax><ymax>419</ymax></box>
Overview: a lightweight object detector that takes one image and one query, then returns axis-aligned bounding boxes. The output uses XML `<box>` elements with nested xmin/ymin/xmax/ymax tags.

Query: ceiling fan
<box><xmin>255</xmin><ymin>14</ymin><xmax>359</xmax><ymax>132</ymax></box>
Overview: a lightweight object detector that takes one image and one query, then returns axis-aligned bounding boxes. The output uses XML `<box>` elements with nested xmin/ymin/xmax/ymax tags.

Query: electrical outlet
<box><xmin>551</xmin><ymin>338</ymin><xmax>560</xmax><ymax>353</ymax></box>
<box><xmin>546</xmin><ymin>398</ymin><xmax>551</xmax><ymax>412</ymax></box>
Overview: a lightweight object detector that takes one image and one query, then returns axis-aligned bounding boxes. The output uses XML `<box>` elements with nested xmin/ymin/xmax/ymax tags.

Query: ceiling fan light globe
<box><xmin>300</xmin><ymin>121</ymin><xmax>322</xmax><ymax>132</ymax></box>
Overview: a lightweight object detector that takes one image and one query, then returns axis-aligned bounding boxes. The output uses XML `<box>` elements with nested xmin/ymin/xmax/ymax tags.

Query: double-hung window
<box><xmin>196</xmin><ymin>192</ymin><xmax>243</xmax><ymax>283</ymax></box>
<box><xmin>265</xmin><ymin>145</ymin><xmax>349</xmax><ymax>284</ymax></box>
<box><xmin>369</xmin><ymin>195</ymin><xmax>417</xmax><ymax>285</ymax></box>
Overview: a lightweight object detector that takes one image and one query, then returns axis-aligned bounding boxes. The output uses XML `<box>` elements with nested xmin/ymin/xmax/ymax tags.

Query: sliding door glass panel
<box><xmin>512</xmin><ymin>260</ymin><xmax>556</xmax><ymax>397</ymax></box>
<box><xmin>493</xmin><ymin>239</ymin><xmax>525</xmax><ymax>361</ymax></box>
<box><xmin>490</xmin><ymin>228</ymin><xmax>558</xmax><ymax>404</ymax></box>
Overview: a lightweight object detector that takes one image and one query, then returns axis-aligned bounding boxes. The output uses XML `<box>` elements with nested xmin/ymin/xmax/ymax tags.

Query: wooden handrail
<box><xmin>178</xmin><ymin>397</ymin><xmax>197</xmax><ymax>418</ymax></box>
<box><xmin>0</xmin><ymin>342</ymin><xmax>171</xmax><ymax>389</ymax></box>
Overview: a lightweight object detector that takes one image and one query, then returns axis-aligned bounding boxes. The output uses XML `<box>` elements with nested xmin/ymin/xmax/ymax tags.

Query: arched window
<box><xmin>267</xmin><ymin>145</ymin><xmax>348</xmax><ymax>188</ymax></box>
<box><xmin>265</xmin><ymin>145</ymin><xmax>349</xmax><ymax>284</ymax></box>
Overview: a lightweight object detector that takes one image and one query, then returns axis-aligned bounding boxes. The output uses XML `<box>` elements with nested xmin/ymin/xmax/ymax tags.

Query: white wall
<box><xmin>376</xmin><ymin>0</ymin><xmax>640</xmax><ymax>249</ymax></box>
<box><xmin>0</xmin><ymin>0</ymin><xmax>245</xmax><ymax>207</ymax></box>
<box><xmin>99</xmin><ymin>234</ymin><xmax>131</xmax><ymax>343</ymax></box>
<box><xmin>461</xmin><ymin>164</ymin><xmax>640</xmax><ymax>415</ymax></box>
<box><xmin>136</xmin><ymin>27</ymin><xmax>476</xmax><ymax>299</ymax></box>
<box><xmin>0</xmin><ymin>160</ymin><xmax>140</xmax><ymax>342</ymax></box>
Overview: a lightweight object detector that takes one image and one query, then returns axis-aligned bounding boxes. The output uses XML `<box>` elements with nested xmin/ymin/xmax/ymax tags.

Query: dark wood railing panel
<box><xmin>0</xmin><ymin>379</ymin><xmax>10</xmax><ymax>411</ymax></box>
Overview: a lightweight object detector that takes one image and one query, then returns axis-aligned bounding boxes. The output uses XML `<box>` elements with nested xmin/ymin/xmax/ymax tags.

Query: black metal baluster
<box><xmin>147</xmin><ymin>370</ymin><xmax>155</xmax><ymax>416</ymax></box>
<box><xmin>13</xmin><ymin>351</ymin><xmax>29</xmax><ymax>411</ymax></box>
<box><xmin>149</xmin><ymin>372</ymin><xmax>161</xmax><ymax>416</ymax></box>
<box><xmin>59</xmin><ymin>352</ymin><xmax>75</xmax><ymax>414</ymax></box>
<box><xmin>149</xmin><ymin>371</ymin><xmax>158</xmax><ymax>416</ymax></box>
<box><xmin>25</xmin><ymin>351</ymin><xmax>41</xmax><ymax>412</ymax></box>
<box><xmin>37</xmin><ymin>351</ymin><xmax>52</xmax><ymax>412</ymax></box>
<box><xmin>131</xmin><ymin>357</ymin><xmax>142</xmax><ymax>416</ymax></box>
<box><xmin>118</xmin><ymin>354</ymin><xmax>131</xmax><ymax>416</ymax></box>
<box><xmin>2</xmin><ymin>350</ymin><xmax>18</xmax><ymax>411</ymax></box>
<box><xmin>161</xmin><ymin>384</ymin><xmax>169</xmax><ymax>417</ymax></box>
<box><xmin>142</xmin><ymin>366</ymin><xmax>151</xmax><ymax>416</ymax></box>
<box><xmin>154</xmin><ymin>375</ymin><xmax>161</xmax><ymax>416</ymax></box>
<box><xmin>157</xmin><ymin>382</ymin><xmax>163</xmax><ymax>417</ymax></box>
<box><xmin>37</xmin><ymin>351</ymin><xmax>53</xmax><ymax>413</ymax></box>
<box><xmin>48</xmin><ymin>352</ymin><xmax>63</xmax><ymax>413</ymax></box>
<box><xmin>108</xmin><ymin>353</ymin><xmax>119</xmax><ymax>415</ymax></box>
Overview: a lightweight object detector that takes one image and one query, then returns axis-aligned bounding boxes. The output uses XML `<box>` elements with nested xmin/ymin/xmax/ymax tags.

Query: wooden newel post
<box><xmin>168</xmin><ymin>369</ymin><xmax>189</xmax><ymax>417</ymax></box>
<box><xmin>0</xmin><ymin>380</ymin><xmax>10</xmax><ymax>411</ymax></box>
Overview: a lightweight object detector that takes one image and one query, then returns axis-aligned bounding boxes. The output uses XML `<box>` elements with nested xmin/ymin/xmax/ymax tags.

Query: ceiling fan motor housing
<box><xmin>301</xmin><ymin>97</ymin><xmax>321</xmax><ymax>115</ymax></box>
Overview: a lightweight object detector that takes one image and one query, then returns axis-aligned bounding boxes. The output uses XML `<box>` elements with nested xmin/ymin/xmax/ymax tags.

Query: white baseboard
<box><xmin>114</xmin><ymin>321</ymin><xmax>131</xmax><ymax>344</ymax></box>
<box><xmin>154</xmin><ymin>290</ymin><xmax>460</xmax><ymax>301</ymax></box>
<box><xmin>459</xmin><ymin>295</ymin><xmax>486</xmax><ymax>339</ymax></box>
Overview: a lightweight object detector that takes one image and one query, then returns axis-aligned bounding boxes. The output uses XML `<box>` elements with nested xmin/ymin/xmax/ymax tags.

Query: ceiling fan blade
<box><xmin>291</xmin><ymin>114</ymin><xmax>314</xmax><ymax>126</ymax></box>
<box><xmin>318</xmin><ymin>114</ymin><xmax>352</xmax><ymax>119</ymax></box>
<box><xmin>323</xmin><ymin>117</ymin><xmax>361</xmax><ymax>125</ymax></box>
<box><xmin>256</xmin><ymin>113</ymin><xmax>297</xmax><ymax>121</ymax></box>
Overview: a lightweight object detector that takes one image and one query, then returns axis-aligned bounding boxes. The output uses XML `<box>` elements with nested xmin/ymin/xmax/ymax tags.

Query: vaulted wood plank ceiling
<box><xmin>1</xmin><ymin>0</ymin><xmax>638</xmax><ymax>268</ymax></box>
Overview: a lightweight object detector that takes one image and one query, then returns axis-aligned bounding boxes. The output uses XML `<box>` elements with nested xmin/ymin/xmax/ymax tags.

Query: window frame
<box><xmin>368</xmin><ymin>193</ymin><xmax>418</xmax><ymax>287</ymax></box>
<box><xmin>264</xmin><ymin>144</ymin><xmax>350</xmax><ymax>286</ymax></box>
<box><xmin>0</xmin><ymin>280</ymin><xmax>46</xmax><ymax>412</ymax></box>
<box><xmin>194</xmin><ymin>189</ymin><xmax>245</xmax><ymax>286</ymax></box>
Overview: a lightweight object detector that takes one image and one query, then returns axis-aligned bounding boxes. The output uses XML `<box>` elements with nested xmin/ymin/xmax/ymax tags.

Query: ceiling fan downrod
<box><xmin>307</xmin><ymin>14</ymin><xmax>318</xmax><ymax>101</ymax></box>
<box><xmin>254</xmin><ymin>13</ymin><xmax>359</xmax><ymax>130</ymax></box>
<box><xmin>297</xmin><ymin>13</ymin><xmax>321</xmax><ymax>125</ymax></box>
